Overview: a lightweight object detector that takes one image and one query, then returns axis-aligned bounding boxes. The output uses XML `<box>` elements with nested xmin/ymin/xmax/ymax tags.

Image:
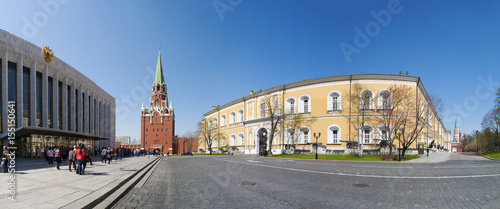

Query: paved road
<box><xmin>113</xmin><ymin>154</ymin><xmax>500</xmax><ymax>208</ymax></box>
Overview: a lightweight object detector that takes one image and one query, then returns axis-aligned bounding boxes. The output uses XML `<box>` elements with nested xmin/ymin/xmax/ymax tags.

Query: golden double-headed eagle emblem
<box><xmin>42</xmin><ymin>46</ymin><xmax>54</xmax><ymax>62</ymax></box>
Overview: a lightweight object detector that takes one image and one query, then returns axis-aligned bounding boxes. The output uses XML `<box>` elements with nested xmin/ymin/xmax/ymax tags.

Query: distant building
<box><xmin>116</xmin><ymin>136</ymin><xmax>131</xmax><ymax>144</ymax></box>
<box><xmin>140</xmin><ymin>48</ymin><xmax>175</xmax><ymax>153</ymax></box>
<box><xmin>450</xmin><ymin>116</ymin><xmax>462</xmax><ymax>153</ymax></box>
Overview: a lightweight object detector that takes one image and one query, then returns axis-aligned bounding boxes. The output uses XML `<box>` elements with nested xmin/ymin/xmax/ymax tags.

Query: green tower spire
<box><xmin>454</xmin><ymin>115</ymin><xmax>458</xmax><ymax>128</ymax></box>
<box><xmin>153</xmin><ymin>46</ymin><xmax>165</xmax><ymax>86</ymax></box>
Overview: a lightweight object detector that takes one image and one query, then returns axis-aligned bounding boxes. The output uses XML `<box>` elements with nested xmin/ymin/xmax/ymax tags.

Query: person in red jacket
<box><xmin>76</xmin><ymin>144</ymin><xmax>86</xmax><ymax>175</ymax></box>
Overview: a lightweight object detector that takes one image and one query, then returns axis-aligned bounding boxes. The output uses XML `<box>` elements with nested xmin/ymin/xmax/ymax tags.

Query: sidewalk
<box><xmin>407</xmin><ymin>151</ymin><xmax>451</xmax><ymax>163</ymax></box>
<box><xmin>0</xmin><ymin>155</ymin><xmax>157</xmax><ymax>209</ymax></box>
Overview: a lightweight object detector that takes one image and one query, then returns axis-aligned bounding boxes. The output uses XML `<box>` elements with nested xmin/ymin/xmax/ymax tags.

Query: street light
<box><xmin>395</xmin><ymin>128</ymin><xmax>404</xmax><ymax>161</ymax></box>
<box><xmin>313</xmin><ymin>132</ymin><xmax>321</xmax><ymax>159</ymax></box>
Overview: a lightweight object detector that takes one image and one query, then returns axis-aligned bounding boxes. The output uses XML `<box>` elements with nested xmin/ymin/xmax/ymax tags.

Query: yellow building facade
<box><xmin>200</xmin><ymin>75</ymin><xmax>450</xmax><ymax>155</ymax></box>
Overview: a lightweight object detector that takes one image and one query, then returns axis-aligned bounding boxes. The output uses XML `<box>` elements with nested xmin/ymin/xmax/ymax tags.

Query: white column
<box><xmin>29</xmin><ymin>61</ymin><xmax>36</xmax><ymax>127</ymax></box>
<box><xmin>42</xmin><ymin>66</ymin><xmax>48</xmax><ymax>128</ymax></box>
<box><xmin>16</xmin><ymin>55</ymin><xmax>23</xmax><ymax>126</ymax></box>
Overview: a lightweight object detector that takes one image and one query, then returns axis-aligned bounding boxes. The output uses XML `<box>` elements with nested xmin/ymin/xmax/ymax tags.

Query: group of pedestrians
<box><xmin>100</xmin><ymin>147</ymin><xmax>116</xmax><ymax>164</ymax></box>
<box><xmin>45</xmin><ymin>146</ymin><xmax>64</xmax><ymax>169</ymax></box>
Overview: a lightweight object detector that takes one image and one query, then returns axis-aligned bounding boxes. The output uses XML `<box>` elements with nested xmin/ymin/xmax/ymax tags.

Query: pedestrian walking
<box><xmin>101</xmin><ymin>147</ymin><xmax>107</xmax><ymax>163</ymax></box>
<box><xmin>2</xmin><ymin>146</ymin><xmax>10</xmax><ymax>173</ymax></box>
<box><xmin>76</xmin><ymin>144</ymin><xmax>86</xmax><ymax>175</ymax></box>
<box><xmin>426</xmin><ymin>148</ymin><xmax>430</xmax><ymax>157</ymax></box>
<box><xmin>35</xmin><ymin>147</ymin><xmax>40</xmax><ymax>159</ymax></box>
<box><xmin>44</xmin><ymin>147</ymin><xmax>48</xmax><ymax>162</ymax></box>
<box><xmin>107</xmin><ymin>147</ymin><xmax>113</xmax><ymax>164</ymax></box>
<box><xmin>68</xmin><ymin>147</ymin><xmax>76</xmax><ymax>172</ymax></box>
<box><xmin>119</xmin><ymin>148</ymin><xmax>123</xmax><ymax>160</ymax></box>
<box><xmin>86</xmin><ymin>145</ymin><xmax>93</xmax><ymax>166</ymax></box>
<box><xmin>47</xmin><ymin>148</ymin><xmax>54</xmax><ymax>165</ymax></box>
<box><xmin>54</xmin><ymin>146</ymin><xmax>62</xmax><ymax>170</ymax></box>
<box><xmin>115</xmin><ymin>148</ymin><xmax>119</xmax><ymax>161</ymax></box>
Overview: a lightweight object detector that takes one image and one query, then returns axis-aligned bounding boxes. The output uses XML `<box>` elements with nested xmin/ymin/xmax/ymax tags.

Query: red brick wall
<box><xmin>141</xmin><ymin>113</ymin><xmax>175</xmax><ymax>153</ymax></box>
<box><xmin>176</xmin><ymin>137</ymin><xmax>199</xmax><ymax>154</ymax></box>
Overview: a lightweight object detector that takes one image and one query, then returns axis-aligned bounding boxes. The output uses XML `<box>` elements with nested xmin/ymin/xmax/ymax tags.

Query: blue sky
<box><xmin>1</xmin><ymin>0</ymin><xmax>499</xmax><ymax>140</ymax></box>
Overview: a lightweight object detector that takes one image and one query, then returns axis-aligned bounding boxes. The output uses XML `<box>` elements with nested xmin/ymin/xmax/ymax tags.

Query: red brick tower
<box><xmin>141</xmin><ymin>47</ymin><xmax>175</xmax><ymax>154</ymax></box>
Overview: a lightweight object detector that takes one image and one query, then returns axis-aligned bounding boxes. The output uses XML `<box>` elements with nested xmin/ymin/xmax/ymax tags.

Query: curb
<box><xmin>60</xmin><ymin>156</ymin><xmax>161</xmax><ymax>209</ymax></box>
<box><xmin>91</xmin><ymin>156</ymin><xmax>162</xmax><ymax>209</ymax></box>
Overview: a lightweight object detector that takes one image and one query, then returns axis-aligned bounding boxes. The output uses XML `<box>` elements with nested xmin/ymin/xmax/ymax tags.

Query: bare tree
<box><xmin>339</xmin><ymin>83</ymin><xmax>374</xmax><ymax>157</ymax></box>
<box><xmin>428</xmin><ymin>91</ymin><xmax>445</xmax><ymax>119</ymax></box>
<box><xmin>260</xmin><ymin>95</ymin><xmax>283</xmax><ymax>155</ymax></box>
<box><xmin>197</xmin><ymin>118</ymin><xmax>216</xmax><ymax>155</ymax></box>
<box><xmin>282</xmin><ymin>111</ymin><xmax>317</xmax><ymax>154</ymax></box>
<box><xmin>393</xmin><ymin>89</ymin><xmax>431</xmax><ymax>159</ymax></box>
<box><xmin>375</xmin><ymin>84</ymin><xmax>414</xmax><ymax>155</ymax></box>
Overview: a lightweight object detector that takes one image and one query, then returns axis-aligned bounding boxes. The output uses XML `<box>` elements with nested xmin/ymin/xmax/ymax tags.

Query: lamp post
<box><xmin>313</xmin><ymin>132</ymin><xmax>321</xmax><ymax>159</ymax></box>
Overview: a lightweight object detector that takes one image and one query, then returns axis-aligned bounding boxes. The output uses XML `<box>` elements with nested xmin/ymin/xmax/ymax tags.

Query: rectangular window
<box><xmin>48</xmin><ymin>77</ymin><xmax>53</xmax><ymax>128</ymax></box>
<box><xmin>364</xmin><ymin>130</ymin><xmax>370</xmax><ymax>144</ymax></box>
<box><xmin>58</xmin><ymin>81</ymin><xmax>62</xmax><ymax>129</ymax></box>
<box><xmin>290</xmin><ymin>101</ymin><xmax>295</xmax><ymax>114</ymax></box>
<box><xmin>67</xmin><ymin>86</ymin><xmax>71</xmax><ymax>130</ymax></box>
<box><xmin>36</xmin><ymin>72</ymin><xmax>42</xmax><ymax>127</ymax></box>
<box><xmin>332</xmin><ymin>130</ymin><xmax>338</xmax><ymax>143</ymax></box>
<box><xmin>8</xmin><ymin>62</ymin><xmax>16</xmax><ymax>102</ymax></box>
<box><xmin>332</xmin><ymin>97</ymin><xmax>338</xmax><ymax>110</ymax></box>
<box><xmin>75</xmin><ymin>89</ymin><xmax>78</xmax><ymax>132</ymax></box>
<box><xmin>304</xmin><ymin>130</ymin><xmax>309</xmax><ymax>143</ymax></box>
<box><xmin>382</xmin><ymin>130</ymin><xmax>387</xmax><ymax>140</ymax></box>
<box><xmin>260</xmin><ymin>103</ymin><xmax>265</xmax><ymax>117</ymax></box>
<box><xmin>23</xmin><ymin>67</ymin><xmax>30</xmax><ymax>126</ymax></box>
<box><xmin>304</xmin><ymin>100</ymin><xmax>308</xmax><ymax>113</ymax></box>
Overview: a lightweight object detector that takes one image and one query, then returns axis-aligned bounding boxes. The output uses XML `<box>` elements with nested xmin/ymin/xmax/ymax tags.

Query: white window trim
<box><xmin>285</xmin><ymin>128</ymin><xmax>296</xmax><ymax>145</ymax></box>
<box><xmin>377</xmin><ymin>124</ymin><xmax>391</xmax><ymax>144</ymax></box>
<box><xmin>285</xmin><ymin>97</ymin><xmax>296</xmax><ymax>114</ymax></box>
<box><xmin>327</xmin><ymin>125</ymin><xmax>341</xmax><ymax>144</ymax></box>
<box><xmin>327</xmin><ymin>91</ymin><xmax>342</xmax><ymax>111</ymax></box>
<box><xmin>230</xmin><ymin>111</ymin><xmax>236</xmax><ymax>125</ymax></box>
<box><xmin>298</xmin><ymin>94</ymin><xmax>311</xmax><ymax>114</ymax></box>
<box><xmin>299</xmin><ymin>126</ymin><xmax>311</xmax><ymax>144</ymax></box>
<box><xmin>230</xmin><ymin>134</ymin><xmax>236</xmax><ymax>146</ymax></box>
<box><xmin>221</xmin><ymin>114</ymin><xmax>226</xmax><ymax>127</ymax></box>
<box><xmin>221</xmin><ymin>135</ymin><xmax>227</xmax><ymax>147</ymax></box>
<box><xmin>213</xmin><ymin>137</ymin><xmax>218</xmax><ymax>148</ymax></box>
<box><xmin>237</xmin><ymin>109</ymin><xmax>244</xmax><ymax>123</ymax></box>
<box><xmin>360</xmin><ymin>124</ymin><xmax>375</xmax><ymax>144</ymax></box>
<box><xmin>237</xmin><ymin>132</ymin><xmax>244</xmax><ymax>146</ymax></box>
<box><xmin>377</xmin><ymin>89</ymin><xmax>392</xmax><ymax>109</ymax></box>
<box><xmin>360</xmin><ymin>89</ymin><xmax>375</xmax><ymax>110</ymax></box>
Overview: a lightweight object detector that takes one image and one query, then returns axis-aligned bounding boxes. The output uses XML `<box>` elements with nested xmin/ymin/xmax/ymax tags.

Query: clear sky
<box><xmin>1</xmin><ymin>0</ymin><xmax>499</xmax><ymax>140</ymax></box>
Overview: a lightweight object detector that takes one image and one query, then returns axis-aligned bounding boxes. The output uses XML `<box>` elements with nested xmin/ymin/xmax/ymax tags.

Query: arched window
<box><xmin>298</xmin><ymin>95</ymin><xmax>311</xmax><ymax>113</ymax></box>
<box><xmin>361</xmin><ymin>125</ymin><xmax>374</xmax><ymax>144</ymax></box>
<box><xmin>208</xmin><ymin>120</ymin><xmax>213</xmax><ymax>129</ymax></box>
<box><xmin>377</xmin><ymin>125</ymin><xmax>390</xmax><ymax>144</ymax></box>
<box><xmin>213</xmin><ymin>118</ymin><xmax>218</xmax><ymax>128</ymax></box>
<box><xmin>328</xmin><ymin>91</ymin><xmax>341</xmax><ymax>111</ymax></box>
<box><xmin>221</xmin><ymin>135</ymin><xmax>227</xmax><ymax>146</ymax></box>
<box><xmin>230</xmin><ymin>134</ymin><xmax>236</xmax><ymax>146</ymax></box>
<box><xmin>360</xmin><ymin>89</ymin><xmax>374</xmax><ymax>110</ymax></box>
<box><xmin>237</xmin><ymin>133</ymin><xmax>244</xmax><ymax>146</ymax></box>
<box><xmin>378</xmin><ymin>90</ymin><xmax>391</xmax><ymax>109</ymax></box>
<box><xmin>285</xmin><ymin>97</ymin><xmax>296</xmax><ymax>114</ymax></box>
<box><xmin>230</xmin><ymin>112</ymin><xmax>236</xmax><ymax>124</ymax></box>
<box><xmin>260</xmin><ymin>101</ymin><xmax>266</xmax><ymax>117</ymax></box>
<box><xmin>285</xmin><ymin>128</ymin><xmax>295</xmax><ymax>145</ymax></box>
<box><xmin>299</xmin><ymin>127</ymin><xmax>310</xmax><ymax>144</ymax></box>
<box><xmin>221</xmin><ymin>115</ymin><xmax>226</xmax><ymax>127</ymax></box>
<box><xmin>237</xmin><ymin>109</ymin><xmax>244</xmax><ymax>123</ymax></box>
<box><xmin>327</xmin><ymin>125</ymin><xmax>341</xmax><ymax>144</ymax></box>
<box><xmin>212</xmin><ymin>137</ymin><xmax>218</xmax><ymax>148</ymax></box>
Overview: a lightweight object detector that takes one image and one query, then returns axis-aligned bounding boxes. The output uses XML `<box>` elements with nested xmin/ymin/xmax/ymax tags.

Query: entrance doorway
<box><xmin>258</xmin><ymin>128</ymin><xmax>268</xmax><ymax>155</ymax></box>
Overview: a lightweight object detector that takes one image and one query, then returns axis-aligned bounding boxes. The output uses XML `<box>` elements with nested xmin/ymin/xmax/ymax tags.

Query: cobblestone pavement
<box><xmin>113</xmin><ymin>154</ymin><xmax>500</xmax><ymax>209</ymax></box>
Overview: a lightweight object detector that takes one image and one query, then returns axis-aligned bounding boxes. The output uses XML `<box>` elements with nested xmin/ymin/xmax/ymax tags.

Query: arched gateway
<box><xmin>257</xmin><ymin>128</ymin><xmax>268</xmax><ymax>155</ymax></box>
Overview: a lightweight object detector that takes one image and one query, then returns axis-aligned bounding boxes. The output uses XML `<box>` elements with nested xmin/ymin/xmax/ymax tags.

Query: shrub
<box><xmin>390</xmin><ymin>154</ymin><xmax>399</xmax><ymax>161</ymax></box>
<box><xmin>381</xmin><ymin>154</ymin><xmax>389</xmax><ymax>160</ymax></box>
